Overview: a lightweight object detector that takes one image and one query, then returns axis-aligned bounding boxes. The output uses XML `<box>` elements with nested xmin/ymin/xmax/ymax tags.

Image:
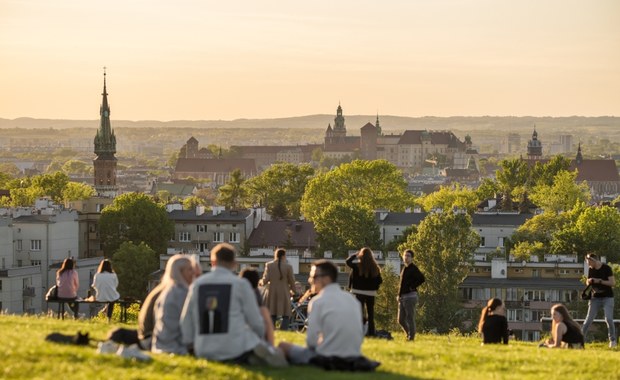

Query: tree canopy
<box><xmin>99</xmin><ymin>192</ymin><xmax>174</xmax><ymax>256</ymax></box>
<box><xmin>112</xmin><ymin>241</ymin><xmax>159</xmax><ymax>300</ymax></box>
<box><xmin>216</xmin><ymin>169</ymin><xmax>248</xmax><ymax>209</ymax></box>
<box><xmin>420</xmin><ymin>183</ymin><xmax>479</xmax><ymax>214</ymax></box>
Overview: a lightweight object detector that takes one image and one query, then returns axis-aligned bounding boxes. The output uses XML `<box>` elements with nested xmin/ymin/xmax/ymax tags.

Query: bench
<box><xmin>47</xmin><ymin>299</ymin><xmax>140</xmax><ymax>323</ymax></box>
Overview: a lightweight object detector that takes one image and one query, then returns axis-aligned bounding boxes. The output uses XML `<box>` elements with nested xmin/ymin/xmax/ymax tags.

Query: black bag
<box><xmin>580</xmin><ymin>284</ymin><xmax>592</xmax><ymax>301</ymax></box>
<box><xmin>45</xmin><ymin>285</ymin><xmax>59</xmax><ymax>301</ymax></box>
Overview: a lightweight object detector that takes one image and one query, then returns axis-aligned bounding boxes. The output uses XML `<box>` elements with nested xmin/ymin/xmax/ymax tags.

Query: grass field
<box><xmin>1</xmin><ymin>315</ymin><xmax>618</xmax><ymax>380</ymax></box>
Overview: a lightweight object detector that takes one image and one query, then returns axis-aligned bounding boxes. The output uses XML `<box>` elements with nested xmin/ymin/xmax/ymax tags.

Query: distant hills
<box><xmin>1</xmin><ymin>115</ymin><xmax>619</xmax><ymax>134</ymax></box>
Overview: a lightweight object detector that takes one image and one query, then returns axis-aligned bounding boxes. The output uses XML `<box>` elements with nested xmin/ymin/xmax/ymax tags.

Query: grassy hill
<box><xmin>0</xmin><ymin>314</ymin><xmax>617</xmax><ymax>380</ymax></box>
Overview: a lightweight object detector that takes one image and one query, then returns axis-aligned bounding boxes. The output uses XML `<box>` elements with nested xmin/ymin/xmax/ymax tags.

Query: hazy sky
<box><xmin>1</xmin><ymin>0</ymin><xmax>619</xmax><ymax>121</ymax></box>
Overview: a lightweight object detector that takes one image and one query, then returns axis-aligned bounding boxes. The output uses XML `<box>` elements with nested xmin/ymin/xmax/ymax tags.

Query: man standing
<box><xmin>398</xmin><ymin>249</ymin><xmax>425</xmax><ymax>341</ymax></box>
<box><xmin>581</xmin><ymin>253</ymin><xmax>616</xmax><ymax>348</ymax></box>
<box><xmin>180</xmin><ymin>243</ymin><xmax>287</xmax><ymax>366</ymax></box>
<box><xmin>279</xmin><ymin>260</ymin><xmax>365</xmax><ymax>364</ymax></box>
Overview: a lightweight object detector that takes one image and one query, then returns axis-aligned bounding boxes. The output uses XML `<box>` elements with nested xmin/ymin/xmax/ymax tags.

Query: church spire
<box><xmin>576</xmin><ymin>142</ymin><xmax>583</xmax><ymax>165</ymax></box>
<box><xmin>375</xmin><ymin>113</ymin><xmax>382</xmax><ymax>136</ymax></box>
<box><xmin>94</xmin><ymin>67</ymin><xmax>116</xmax><ymax>158</ymax></box>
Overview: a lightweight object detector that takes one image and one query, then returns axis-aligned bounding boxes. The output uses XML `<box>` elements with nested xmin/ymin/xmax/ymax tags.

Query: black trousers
<box><xmin>354</xmin><ymin>294</ymin><xmax>376</xmax><ymax>336</ymax></box>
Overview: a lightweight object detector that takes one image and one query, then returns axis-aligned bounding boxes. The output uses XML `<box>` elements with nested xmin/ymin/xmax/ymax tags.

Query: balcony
<box><xmin>22</xmin><ymin>287</ymin><xmax>36</xmax><ymax>297</ymax></box>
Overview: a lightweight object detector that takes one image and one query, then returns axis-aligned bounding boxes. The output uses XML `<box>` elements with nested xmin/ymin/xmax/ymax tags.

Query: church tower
<box><xmin>527</xmin><ymin>126</ymin><xmax>543</xmax><ymax>160</ymax></box>
<box><xmin>93</xmin><ymin>69</ymin><xmax>118</xmax><ymax>197</ymax></box>
<box><xmin>332</xmin><ymin>104</ymin><xmax>347</xmax><ymax>140</ymax></box>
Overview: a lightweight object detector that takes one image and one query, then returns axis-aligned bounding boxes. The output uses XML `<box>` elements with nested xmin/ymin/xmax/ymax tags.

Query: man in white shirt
<box><xmin>279</xmin><ymin>259</ymin><xmax>364</xmax><ymax>364</ymax></box>
<box><xmin>180</xmin><ymin>243</ymin><xmax>287</xmax><ymax>366</ymax></box>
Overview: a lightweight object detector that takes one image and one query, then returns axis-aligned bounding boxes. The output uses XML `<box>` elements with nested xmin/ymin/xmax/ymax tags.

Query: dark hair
<box><xmin>312</xmin><ymin>259</ymin><xmax>338</xmax><ymax>283</ymax></box>
<box><xmin>358</xmin><ymin>247</ymin><xmax>380</xmax><ymax>278</ymax></box>
<box><xmin>551</xmin><ymin>304</ymin><xmax>583</xmax><ymax>340</ymax></box>
<box><xmin>211</xmin><ymin>243</ymin><xmax>236</xmax><ymax>263</ymax></box>
<box><xmin>97</xmin><ymin>259</ymin><xmax>113</xmax><ymax>273</ymax></box>
<box><xmin>275</xmin><ymin>248</ymin><xmax>286</xmax><ymax>280</ymax></box>
<box><xmin>240</xmin><ymin>268</ymin><xmax>260</xmax><ymax>289</ymax></box>
<box><xmin>586</xmin><ymin>253</ymin><xmax>599</xmax><ymax>261</ymax></box>
<box><xmin>403</xmin><ymin>249</ymin><xmax>414</xmax><ymax>259</ymax></box>
<box><xmin>478</xmin><ymin>298</ymin><xmax>503</xmax><ymax>333</ymax></box>
<box><xmin>57</xmin><ymin>258</ymin><xmax>74</xmax><ymax>276</ymax></box>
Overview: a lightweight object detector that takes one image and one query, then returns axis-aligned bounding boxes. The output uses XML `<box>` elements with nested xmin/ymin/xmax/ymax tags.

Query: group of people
<box><xmin>55</xmin><ymin>257</ymin><xmax>120</xmax><ymax>320</ymax></box>
<box><xmin>477</xmin><ymin>253</ymin><xmax>616</xmax><ymax>349</ymax></box>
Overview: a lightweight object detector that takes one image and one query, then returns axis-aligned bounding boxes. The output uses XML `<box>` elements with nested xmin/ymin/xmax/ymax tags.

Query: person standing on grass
<box><xmin>478</xmin><ymin>298</ymin><xmax>509</xmax><ymax>345</ymax></box>
<box><xmin>261</xmin><ymin>248</ymin><xmax>296</xmax><ymax>331</ymax></box>
<box><xmin>346</xmin><ymin>247</ymin><xmax>383</xmax><ymax>337</ymax></box>
<box><xmin>56</xmin><ymin>258</ymin><xmax>80</xmax><ymax>319</ymax></box>
<box><xmin>397</xmin><ymin>249</ymin><xmax>425</xmax><ymax>341</ymax></box>
<box><xmin>581</xmin><ymin>253</ymin><xmax>616</xmax><ymax>348</ymax></box>
<box><xmin>541</xmin><ymin>304</ymin><xmax>584</xmax><ymax>349</ymax></box>
<box><xmin>92</xmin><ymin>259</ymin><xmax>120</xmax><ymax>322</ymax></box>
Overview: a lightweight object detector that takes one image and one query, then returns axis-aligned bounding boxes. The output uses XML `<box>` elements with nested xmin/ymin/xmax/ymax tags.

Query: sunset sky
<box><xmin>1</xmin><ymin>0</ymin><xmax>619</xmax><ymax>121</ymax></box>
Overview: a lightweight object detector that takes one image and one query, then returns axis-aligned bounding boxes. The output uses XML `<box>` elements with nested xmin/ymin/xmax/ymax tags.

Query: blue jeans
<box><xmin>581</xmin><ymin>297</ymin><xmax>616</xmax><ymax>342</ymax></box>
<box><xmin>398</xmin><ymin>293</ymin><xmax>418</xmax><ymax>340</ymax></box>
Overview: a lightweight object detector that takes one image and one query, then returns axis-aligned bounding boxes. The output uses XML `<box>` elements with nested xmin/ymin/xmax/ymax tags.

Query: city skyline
<box><xmin>1</xmin><ymin>0</ymin><xmax>619</xmax><ymax>121</ymax></box>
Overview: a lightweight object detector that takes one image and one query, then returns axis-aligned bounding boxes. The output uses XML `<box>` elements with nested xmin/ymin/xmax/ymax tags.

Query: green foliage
<box><xmin>112</xmin><ymin>241</ymin><xmax>159</xmax><ymax>300</ymax></box>
<box><xmin>529</xmin><ymin>170</ymin><xmax>591</xmax><ymax>213</ymax></box>
<box><xmin>183</xmin><ymin>195</ymin><xmax>208</xmax><ymax>210</ymax></box>
<box><xmin>61</xmin><ymin>159</ymin><xmax>92</xmax><ymax>176</ymax></box>
<box><xmin>0</xmin><ymin>163</ymin><xmax>21</xmax><ymax>177</ymax></box>
<box><xmin>420</xmin><ymin>183</ymin><xmax>479</xmax><ymax>214</ymax></box>
<box><xmin>216</xmin><ymin>169</ymin><xmax>248</xmax><ymax>209</ymax></box>
<box><xmin>511</xmin><ymin>241</ymin><xmax>546</xmax><ymax>262</ymax></box>
<box><xmin>301</xmin><ymin>159</ymin><xmax>413</xmax><ymax>222</ymax></box>
<box><xmin>90</xmin><ymin>302</ymin><xmax>140</xmax><ymax>324</ymax></box>
<box><xmin>61</xmin><ymin>182</ymin><xmax>95</xmax><ymax>202</ymax></box>
<box><xmin>496</xmin><ymin>158</ymin><xmax>529</xmax><ymax>211</ymax></box>
<box><xmin>475</xmin><ymin>177</ymin><xmax>499</xmax><ymax>201</ymax></box>
<box><xmin>375</xmin><ymin>263</ymin><xmax>400</xmax><ymax>331</ymax></box>
<box><xmin>314</xmin><ymin>204</ymin><xmax>381</xmax><ymax>257</ymax></box>
<box><xmin>244</xmin><ymin>163</ymin><xmax>314</xmax><ymax>219</ymax></box>
<box><xmin>99</xmin><ymin>192</ymin><xmax>174</xmax><ymax>256</ymax></box>
<box><xmin>400</xmin><ymin>212</ymin><xmax>479</xmax><ymax>333</ymax></box>
<box><xmin>385</xmin><ymin>225</ymin><xmax>417</xmax><ymax>252</ymax></box>
<box><xmin>530</xmin><ymin>155</ymin><xmax>571</xmax><ymax>187</ymax></box>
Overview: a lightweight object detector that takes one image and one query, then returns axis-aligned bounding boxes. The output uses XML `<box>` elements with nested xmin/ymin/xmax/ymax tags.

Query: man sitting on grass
<box><xmin>279</xmin><ymin>260</ymin><xmax>379</xmax><ymax>371</ymax></box>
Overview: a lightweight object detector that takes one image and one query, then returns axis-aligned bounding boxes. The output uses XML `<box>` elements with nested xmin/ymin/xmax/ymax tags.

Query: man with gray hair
<box><xmin>180</xmin><ymin>243</ymin><xmax>287</xmax><ymax>366</ymax></box>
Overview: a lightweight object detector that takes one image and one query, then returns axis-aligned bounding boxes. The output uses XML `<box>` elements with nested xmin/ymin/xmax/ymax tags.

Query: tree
<box><xmin>314</xmin><ymin>204</ymin><xmax>381</xmax><ymax>257</ymax></box>
<box><xmin>61</xmin><ymin>160</ymin><xmax>92</xmax><ymax>176</ymax></box>
<box><xmin>244</xmin><ymin>163</ymin><xmax>315</xmax><ymax>219</ymax></box>
<box><xmin>0</xmin><ymin>163</ymin><xmax>21</xmax><ymax>177</ymax></box>
<box><xmin>216</xmin><ymin>169</ymin><xmax>248</xmax><ymax>209</ymax></box>
<box><xmin>62</xmin><ymin>182</ymin><xmax>95</xmax><ymax>202</ymax></box>
<box><xmin>530</xmin><ymin>155</ymin><xmax>572</xmax><ymax>187</ymax></box>
<box><xmin>30</xmin><ymin>172</ymin><xmax>70</xmax><ymax>203</ymax></box>
<box><xmin>375</xmin><ymin>263</ymin><xmax>400</xmax><ymax>331</ymax></box>
<box><xmin>99</xmin><ymin>192</ymin><xmax>174</xmax><ymax>256</ymax></box>
<box><xmin>0</xmin><ymin>171</ymin><xmax>13</xmax><ymax>188</ymax></box>
<box><xmin>183</xmin><ymin>195</ymin><xmax>208</xmax><ymax>210</ymax></box>
<box><xmin>475</xmin><ymin>178</ymin><xmax>499</xmax><ymax>202</ymax></box>
<box><xmin>420</xmin><ymin>183</ymin><xmax>479</xmax><ymax>214</ymax></box>
<box><xmin>399</xmin><ymin>212</ymin><xmax>479</xmax><ymax>333</ymax></box>
<box><xmin>301</xmin><ymin>160</ymin><xmax>413</xmax><ymax>222</ymax></box>
<box><xmin>529</xmin><ymin>170</ymin><xmax>591</xmax><ymax>213</ymax></box>
<box><xmin>496</xmin><ymin>158</ymin><xmax>529</xmax><ymax>211</ymax></box>
<box><xmin>112</xmin><ymin>241</ymin><xmax>159</xmax><ymax>300</ymax></box>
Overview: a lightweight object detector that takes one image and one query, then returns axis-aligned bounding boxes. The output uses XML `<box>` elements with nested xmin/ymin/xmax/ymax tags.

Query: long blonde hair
<box><xmin>161</xmin><ymin>255</ymin><xmax>192</xmax><ymax>288</ymax></box>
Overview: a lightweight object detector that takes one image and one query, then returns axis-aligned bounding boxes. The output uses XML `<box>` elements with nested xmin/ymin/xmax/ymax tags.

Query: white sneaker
<box><xmin>252</xmin><ymin>342</ymin><xmax>288</xmax><ymax>367</ymax></box>
<box><xmin>97</xmin><ymin>340</ymin><xmax>119</xmax><ymax>354</ymax></box>
<box><xmin>117</xmin><ymin>344</ymin><xmax>152</xmax><ymax>361</ymax></box>
<box><xmin>610</xmin><ymin>340</ymin><xmax>617</xmax><ymax>348</ymax></box>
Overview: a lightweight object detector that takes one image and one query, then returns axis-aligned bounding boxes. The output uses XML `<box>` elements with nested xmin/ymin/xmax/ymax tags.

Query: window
<box><xmin>196</xmin><ymin>243</ymin><xmax>208</xmax><ymax>254</ymax></box>
<box><xmin>31</xmin><ymin>240</ymin><xmax>41</xmax><ymax>251</ymax></box>
<box><xmin>229</xmin><ymin>232</ymin><xmax>240</xmax><ymax>243</ymax></box>
<box><xmin>506</xmin><ymin>288</ymin><xmax>518</xmax><ymax>301</ymax></box>
<box><xmin>31</xmin><ymin>260</ymin><xmax>41</xmax><ymax>266</ymax></box>
<box><xmin>0</xmin><ymin>280</ymin><xmax>2</xmax><ymax>291</ymax></box>
<box><xmin>196</xmin><ymin>225</ymin><xmax>206</xmax><ymax>232</ymax></box>
<box><xmin>213</xmin><ymin>232</ymin><xmax>223</xmax><ymax>242</ymax></box>
<box><xmin>497</xmin><ymin>237</ymin><xmax>504</xmax><ymax>247</ymax></box>
<box><xmin>480</xmin><ymin>237</ymin><xmax>486</xmax><ymax>247</ymax></box>
<box><xmin>179</xmin><ymin>232</ymin><xmax>191</xmax><ymax>242</ymax></box>
<box><xmin>17</xmin><ymin>240</ymin><xmax>23</xmax><ymax>251</ymax></box>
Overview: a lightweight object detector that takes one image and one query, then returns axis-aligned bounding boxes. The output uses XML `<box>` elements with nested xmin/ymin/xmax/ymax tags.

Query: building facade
<box><xmin>93</xmin><ymin>69</ymin><xmax>118</xmax><ymax>197</ymax></box>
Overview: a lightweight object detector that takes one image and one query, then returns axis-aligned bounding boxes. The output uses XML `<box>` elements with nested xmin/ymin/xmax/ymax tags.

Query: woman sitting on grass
<box><xmin>541</xmin><ymin>304</ymin><xmax>584</xmax><ymax>349</ymax></box>
<box><xmin>478</xmin><ymin>298</ymin><xmax>509</xmax><ymax>344</ymax></box>
<box><xmin>152</xmin><ymin>255</ymin><xmax>196</xmax><ymax>355</ymax></box>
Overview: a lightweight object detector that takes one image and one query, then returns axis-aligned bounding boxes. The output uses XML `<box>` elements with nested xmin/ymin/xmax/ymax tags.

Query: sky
<box><xmin>1</xmin><ymin>0</ymin><xmax>619</xmax><ymax>121</ymax></box>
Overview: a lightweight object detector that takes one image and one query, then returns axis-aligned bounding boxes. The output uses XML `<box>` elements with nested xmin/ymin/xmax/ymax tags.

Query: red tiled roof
<box><xmin>524</xmin><ymin>159</ymin><xmax>620</xmax><ymax>182</ymax></box>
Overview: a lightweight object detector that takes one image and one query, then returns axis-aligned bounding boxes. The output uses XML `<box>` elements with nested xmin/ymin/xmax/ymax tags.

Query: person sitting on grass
<box><xmin>478</xmin><ymin>298</ymin><xmax>509</xmax><ymax>345</ymax></box>
<box><xmin>240</xmin><ymin>268</ymin><xmax>275</xmax><ymax>345</ymax></box>
<box><xmin>279</xmin><ymin>260</ymin><xmax>380</xmax><ymax>371</ymax></box>
<box><xmin>540</xmin><ymin>304</ymin><xmax>584</xmax><ymax>349</ymax></box>
<box><xmin>152</xmin><ymin>255</ymin><xmax>196</xmax><ymax>355</ymax></box>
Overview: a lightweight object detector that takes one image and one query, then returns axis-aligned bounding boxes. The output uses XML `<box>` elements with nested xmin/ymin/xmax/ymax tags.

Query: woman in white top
<box><xmin>92</xmin><ymin>259</ymin><xmax>120</xmax><ymax>321</ymax></box>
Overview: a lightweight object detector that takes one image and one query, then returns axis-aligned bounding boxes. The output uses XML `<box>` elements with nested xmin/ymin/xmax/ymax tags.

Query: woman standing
<box><xmin>261</xmin><ymin>248</ymin><xmax>296</xmax><ymax>331</ymax></box>
<box><xmin>56</xmin><ymin>258</ymin><xmax>80</xmax><ymax>319</ymax></box>
<box><xmin>152</xmin><ymin>255</ymin><xmax>196</xmax><ymax>354</ymax></box>
<box><xmin>541</xmin><ymin>304</ymin><xmax>584</xmax><ymax>349</ymax></box>
<box><xmin>92</xmin><ymin>259</ymin><xmax>120</xmax><ymax>322</ymax></box>
<box><xmin>346</xmin><ymin>247</ymin><xmax>382</xmax><ymax>337</ymax></box>
<box><xmin>477</xmin><ymin>298</ymin><xmax>509</xmax><ymax>344</ymax></box>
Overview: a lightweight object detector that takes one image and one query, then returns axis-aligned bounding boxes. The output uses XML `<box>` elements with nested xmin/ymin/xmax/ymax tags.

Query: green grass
<box><xmin>1</xmin><ymin>315</ymin><xmax>618</xmax><ymax>380</ymax></box>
